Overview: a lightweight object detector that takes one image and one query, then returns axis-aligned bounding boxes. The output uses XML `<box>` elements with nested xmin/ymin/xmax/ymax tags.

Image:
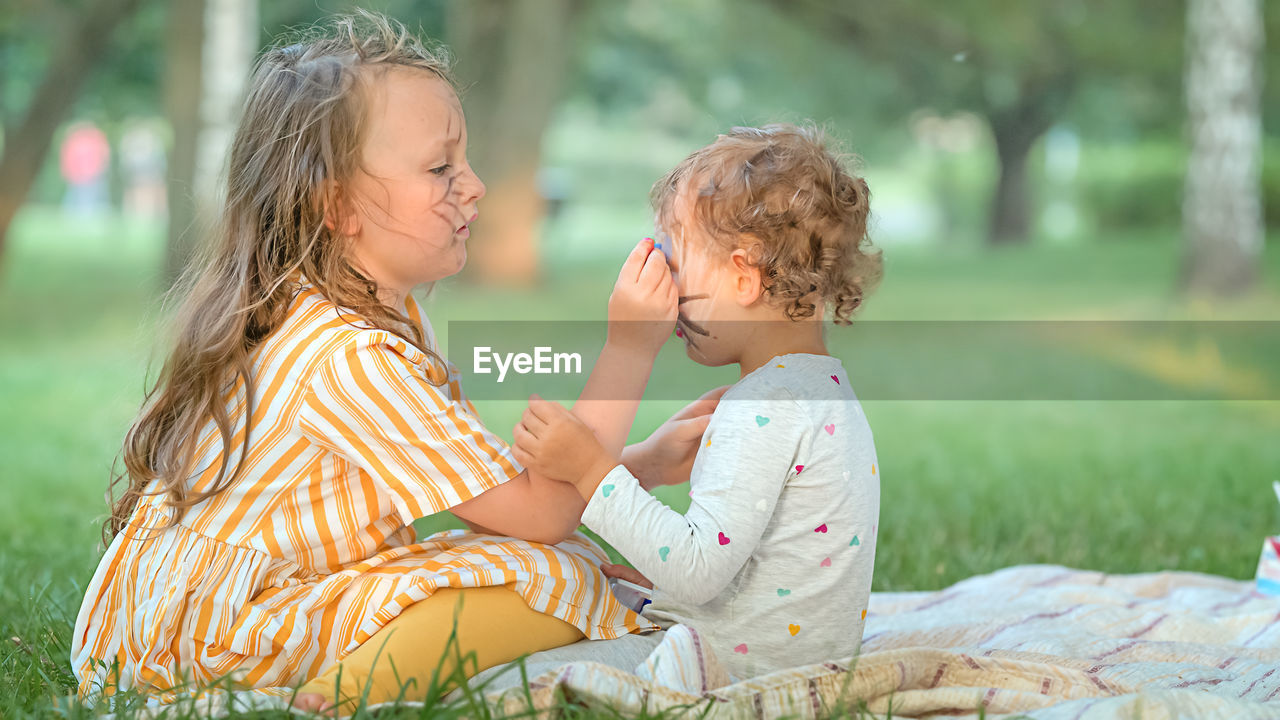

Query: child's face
<box><xmin>344</xmin><ymin>68</ymin><xmax>485</xmax><ymax>300</ymax></box>
<box><xmin>663</xmin><ymin>193</ymin><xmax>746</xmax><ymax>367</ymax></box>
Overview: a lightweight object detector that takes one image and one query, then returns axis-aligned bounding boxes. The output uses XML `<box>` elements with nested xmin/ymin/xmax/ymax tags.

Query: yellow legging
<box><xmin>298</xmin><ymin>586</ymin><xmax>584</xmax><ymax>709</ymax></box>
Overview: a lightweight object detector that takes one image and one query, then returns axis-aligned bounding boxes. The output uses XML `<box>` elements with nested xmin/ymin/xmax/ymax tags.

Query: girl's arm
<box><xmin>572</xmin><ymin>237</ymin><xmax>678</xmax><ymax>456</ymax></box>
<box><xmin>300</xmin><ymin>340</ymin><xmax>576</xmax><ymax>542</ymax></box>
<box><xmin>452</xmin><ymin>239</ymin><xmax>677</xmax><ymax>543</ymax></box>
<box><xmin>297</xmin><ymin>308</ymin><xmax>680</xmax><ymax>548</ymax></box>
<box><xmin>453</xmin><ymin>400</ymin><xmax>715</xmax><ymax>542</ymax></box>
<box><xmin>513</xmin><ymin>393</ymin><xmax>807</xmax><ymax>603</ymax></box>
<box><xmin>453</xmin><ymin>395</ymin><xmax>715</xmax><ymax>542</ymax></box>
<box><xmin>450</xmin><ymin>471</ymin><xmax>578</xmax><ymax>544</ymax></box>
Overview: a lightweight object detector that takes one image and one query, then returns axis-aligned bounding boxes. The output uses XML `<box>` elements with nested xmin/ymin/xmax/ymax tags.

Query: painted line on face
<box><xmin>676</xmin><ymin>293</ymin><xmax>711</xmax><ymax>338</ymax></box>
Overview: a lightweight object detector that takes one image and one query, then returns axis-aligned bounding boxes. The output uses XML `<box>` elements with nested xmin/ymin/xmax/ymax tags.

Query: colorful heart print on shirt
<box><xmin>755</xmin><ymin>415</ymin><xmax>770</xmax><ymax>427</ymax></box>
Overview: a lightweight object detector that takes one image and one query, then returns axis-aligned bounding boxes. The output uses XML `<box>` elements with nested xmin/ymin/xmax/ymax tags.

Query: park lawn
<box><xmin>2</xmin><ymin>207</ymin><xmax>1279</xmax><ymax>716</ymax></box>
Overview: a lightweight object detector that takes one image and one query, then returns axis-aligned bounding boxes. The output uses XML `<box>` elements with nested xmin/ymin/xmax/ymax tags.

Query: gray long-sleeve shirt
<box><xmin>581</xmin><ymin>353</ymin><xmax>880</xmax><ymax>679</ymax></box>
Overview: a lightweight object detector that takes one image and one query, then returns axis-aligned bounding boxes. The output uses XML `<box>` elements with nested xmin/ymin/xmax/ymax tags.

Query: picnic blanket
<box><xmin>474</xmin><ymin>564</ymin><xmax>1280</xmax><ymax>719</ymax></box>
<box><xmin>119</xmin><ymin>565</ymin><xmax>1280</xmax><ymax>718</ymax></box>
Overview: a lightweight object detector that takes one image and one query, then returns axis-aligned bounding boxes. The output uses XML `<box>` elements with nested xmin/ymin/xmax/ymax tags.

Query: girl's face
<box><xmin>344</xmin><ymin>68</ymin><xmax>485</xmax><ymax>302</ymax></box>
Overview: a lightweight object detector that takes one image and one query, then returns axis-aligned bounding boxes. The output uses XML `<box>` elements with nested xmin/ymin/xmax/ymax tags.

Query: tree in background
<box><xmin>446</xmin><ymin>0</ymin><xmax>585</xmax><ymax>284</ymax></box>
<box><xmin>1181</xmin><ymin>0</ymin><xmax>1265</xmax><ymax>297</ymax></box>
<box><xmin>775</xmin><ymin>0</ymin><xmax>1179</xmax><ymax>247</ymax></box>
<box><xmin>0</xmin><ymin>0</ymin><xmax>145</xmax><ymax>265</ymax></box>
<box><xmin>163</xmin><ymin>0</ymin><xmax>258</xmax><ymax>284</ymax></box>
<box><xmin>1</xmin><ymin>0</ymin><xmax>1272</xmax><ymax>290</ymax></box>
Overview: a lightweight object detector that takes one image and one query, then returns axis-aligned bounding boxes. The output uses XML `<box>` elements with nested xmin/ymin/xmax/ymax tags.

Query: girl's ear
<box><xmin>729</xmin><ymin>247</ymin><xmax>763</xmax><ymax>307</ymax></box>
<box><xmin>322</xmin><ymin>182</ymin><xmax>361</xmax><ymax>237</ymax></box>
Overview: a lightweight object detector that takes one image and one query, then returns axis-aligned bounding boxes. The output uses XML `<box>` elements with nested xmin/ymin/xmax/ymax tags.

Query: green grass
<box><xmin>2</xmin><ymin>205</ymin><xmax>1279</xmax><ymax>716</ymax></box>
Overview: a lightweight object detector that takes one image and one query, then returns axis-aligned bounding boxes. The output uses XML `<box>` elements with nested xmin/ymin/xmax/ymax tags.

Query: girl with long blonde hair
<box><xmin>72</xmin><ymin>12</ymin><xmax>710</xmax><ymax>712</ymax></box>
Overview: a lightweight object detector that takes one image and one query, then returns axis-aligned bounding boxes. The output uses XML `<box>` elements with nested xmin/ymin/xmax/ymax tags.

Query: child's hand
<box><xmin>601</xmin><ymin>562</ymin><xmax>653</xmax><ymax>590</ymax></box>
<box><xmin>513</xmin><ymin>395</ymin><xmax>619</xmax><ymax>499</ymax></box>
<box><xmin>606</xmin><ymin>238</ymin><xmax>678</xmax><ymax>354</ymax></box>
<box><xmin>633</xmin><ymin>386</ymin><xmax>729</xmax><ymax>490</ymax></box>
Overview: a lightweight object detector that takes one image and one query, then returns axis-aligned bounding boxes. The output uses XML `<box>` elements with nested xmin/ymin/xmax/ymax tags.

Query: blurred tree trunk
<box><xmin>164</xmin><ymin>0</ymin><xmax>258</xmax><ymax>286</ymax></box>
<box><xmin>984</xmin><ymin>87</ymin><xmax>1061</xmax><ymax>246</ymax></box>
<box><xmin>447</xmin><ymin>0</ymin><xmax>582</xmax><ymax>285</ymax></box>
<box><xmin>0</xmin><ymin>0</ymin><xmax>143</xmax><ymax>265</ymax></box>
<box><xmin>988</xmin><ymin>147</ymin><xmax>1031</xmax><ymax>243</ymax></box>
<box><xmin>1181</xmin><ymin>0</ymin><xmax>1264</xmax><ymax>296</ymax></box>
<box><xmin>987</xmin><ymin>117</ymin><xmax>1039</xmax><ymax>245</ymax></box>
<box><xmin>164</xmin><ymin>0</ymin><xmax>205</xmax><ymax>285</ymax></box>
<box><xmin>761</xmin><ymin>0</ymin><xmax>1080</xmax><ymax>248</ymax></box>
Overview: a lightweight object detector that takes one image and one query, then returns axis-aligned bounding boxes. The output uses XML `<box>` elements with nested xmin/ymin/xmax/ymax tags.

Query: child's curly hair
<box><xmin>651</xmin><ymin>124</ymin><xmax>881</xmax><ymax>324</ymax></box>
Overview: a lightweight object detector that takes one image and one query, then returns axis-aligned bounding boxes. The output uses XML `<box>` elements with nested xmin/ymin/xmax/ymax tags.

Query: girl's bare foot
<box><xmin>290</xmin><ymin>691</ymin><xmax>336</xmax><ymax>715</ymax></box>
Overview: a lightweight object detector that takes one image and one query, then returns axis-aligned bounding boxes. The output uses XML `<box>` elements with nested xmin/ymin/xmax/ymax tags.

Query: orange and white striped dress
<box><xmin>71</xmin><ymin>276</ymin><xmax>652</xmax><ymax>700</ymax></box>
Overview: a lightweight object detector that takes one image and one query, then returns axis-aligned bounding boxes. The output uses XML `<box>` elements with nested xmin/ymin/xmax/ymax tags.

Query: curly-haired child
<box><xmin>514</xmin><ymin>124</ymin><xmax>883</xmax><ymax>691</ymax></box>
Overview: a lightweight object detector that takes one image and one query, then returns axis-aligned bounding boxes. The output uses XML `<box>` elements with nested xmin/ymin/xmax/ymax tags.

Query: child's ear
<box><xmin>322</xmin><ymin>182</ymin><xmax>361</xmax><ymax>236</ymax></box>
<box><xmin>728</xmin><ymin>248</ymin><xmax>763</xmax><ymax>307</ymax></box>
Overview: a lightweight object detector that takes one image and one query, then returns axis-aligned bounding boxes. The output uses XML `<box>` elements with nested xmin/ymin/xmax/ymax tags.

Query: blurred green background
<box><xmin>2</xmin><ymin>0</ymin><xmax>1280</xmax><ymax>709</ymax></box>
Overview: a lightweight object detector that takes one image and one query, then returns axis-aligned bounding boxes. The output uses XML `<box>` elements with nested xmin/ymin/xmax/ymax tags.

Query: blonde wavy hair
<box><xmin>104</xmin><ymin>12</ymin><xmax>453</xmax><ymax>544</ymax></box>
<box><xmin>652</xmin><ymin>123</ymin><xmax>881</xmax><ymax>324</ymax></box>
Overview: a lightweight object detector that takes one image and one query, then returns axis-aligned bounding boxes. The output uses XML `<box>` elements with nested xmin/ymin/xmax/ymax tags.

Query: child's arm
<box><xmin>514</xmin><ymin>393</ymin><xmax>807</xmax><ymax>604</ymax></box>
<box><xmin>620</xmin><ymin>386</ymin><xmax>727</xmax><ymax>491</ymax></box>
